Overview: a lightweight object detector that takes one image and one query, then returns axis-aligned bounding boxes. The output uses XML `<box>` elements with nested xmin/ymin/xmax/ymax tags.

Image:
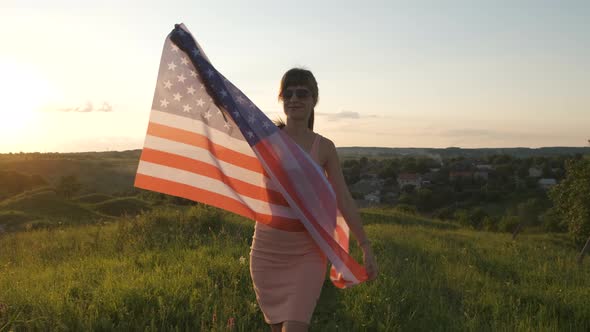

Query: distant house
<box><xmin>476</xmin><ymin>164</ymin><xmax>494</xmax><ymax>171</ymax></box>
<box><xmin>449</xmin><ymin>171</ymin><xmax>473</xmax><ymax>181</ymax></box>
<box><xmin>421</xmin><ymin>171</ymin><xmax>440</xmax><ymax>186</ymax></box>
<box><xmin>538</xmin><ymin>178</ymin><xmax>557</xmax><ymax>190</ymax></box>
<box><xmin>397</xmin><ymin>173</ymin><xmax>422</xmax><ymax>190</ymax></box>
<box><xmin>528</xmin><ymin>167</ymin><xmax>542</xmax><ymax>178</ymax></box>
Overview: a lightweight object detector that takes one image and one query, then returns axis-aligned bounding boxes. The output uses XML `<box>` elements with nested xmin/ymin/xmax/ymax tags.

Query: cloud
<box><xmin>59</xmin><ymin>101</ymin><xmax>113</xmax><ymax>113</ymax></box>
<box><xmin>316</xmin><ymin>110</ymin><xmax>363</xmax><ymax>120</ymax></box>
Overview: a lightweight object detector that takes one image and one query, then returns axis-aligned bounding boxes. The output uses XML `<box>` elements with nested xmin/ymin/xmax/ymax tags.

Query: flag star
<box><xmin>219</xmin><ymin>90</ymin><xmax>228</xmax><ymax>98</ymax></box>
<box><xmin>204</xmin><ymin>110</ymin><xmax>212</xmax><ymax>119</ymax></box>
<box><xmin>186</xmin><ymin>86</ymin><xmax>196</xmax><ymax>95</ymax></box>
<box><xmin>181</xmin><ymin>57</ymin><xmax>189</xmax><ymax>65</ymax></box>
<box><xmin>217</xmin><ymin>109</ymin><xmax>223</xmax><ymax>115</ymax></box>
<box><xmin>192</xmin><ymin>48</ymin><xmax>200</xmax><ymax>56</ymax></box>
<box><xmin>168</xmin><ymin>62</ymin><xmax>177</xmax><ymax>71</ymax></box>
<box><xmin>163</xmin><ymin>80</ymin><xmax>173</xmax><ymax>89</ymax></box>
<box><xmin>223</xmin><ymin>122</ymin><xmax>231</xmax><ymax>130</ymax></box>
<box><xmin>207</xmin><ymin>69</ymin><xmax>214</xmax><ymax>77</ymax></box>
<box><xmin>173</xmin><ymin>93</ymin><xmax>182</xmax><ymax>101</ymax></box>
<box><xmin>183</xmin><ymin>104</ymin><xmax>192</xmax><ymax>112</ymax></box>
<box><xmin>196</xmin><ymin>98</ymin><xmax>205</xmax><ymax>107</ymax></box>
<box><xmin>171</xmin><ymin>44</ymin><xmax>180</xmax><ymax>52</ymax></box>
<box><xmin>236</xmin><ymin>95</ymin><xmax>245</xmax><ymax>104</ymax></box>
<box><xmin>262</xmin><ymin>121</ymin><xmax>270</xmax><ymax>129</ymax></box>
<box><xmin>247</xmin><ymin>131</ymin><xmax>254</xmax><ymax>138</ymax></box>
<box><xmin>160</xmin><ymin>99</ymin><xmax>170</xmax><ymax>108</ymax></box>
<box><xmin>248</xmin><ymin>115</ymin><xmax>256</xmax><ymax>123</ymax></box>
<box><xmin>200</xmin><ymin>83</ymin><xmax>205</xmax><ymax>89</ymax></box>
<box><xmin>189</xmin><ymin>70</ymin><xmax>197</xmax><ymax>77</ymax></box>
<box><xmin>177</xmin><ymin>74</ymin><xmax>186</xmax><ymax>83</ymax></box>
<box><xmin>233</xmin><ymin>111</ymin><xmax>240</xmax><ymax>118</ymax></box>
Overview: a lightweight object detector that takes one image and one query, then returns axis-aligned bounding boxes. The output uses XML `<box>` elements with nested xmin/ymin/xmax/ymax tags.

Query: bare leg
<box><xmin>282</xmin><ymin>320</ymin><xmax>309</xmax><ymax>332</ymax></box>
<box><xmin>270</xmin><ymin>323</ymin><xmax>282</xmax><ymax>332</ymax></box>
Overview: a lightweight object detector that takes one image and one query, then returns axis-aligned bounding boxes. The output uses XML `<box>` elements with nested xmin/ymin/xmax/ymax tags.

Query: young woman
<box><xmin>249</xmin><ymin>68</ymin><xmax>378</xmax><ymax>332</ymax></box>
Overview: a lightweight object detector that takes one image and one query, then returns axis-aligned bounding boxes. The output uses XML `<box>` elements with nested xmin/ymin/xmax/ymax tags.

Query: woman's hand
<box><xmin>360</xmin><ymin>242</ymin><xmax>378</xmax><ymax>281</ymax></box>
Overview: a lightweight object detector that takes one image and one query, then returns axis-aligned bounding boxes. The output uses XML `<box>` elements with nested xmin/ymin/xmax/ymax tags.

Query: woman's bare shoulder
<box><xmin>316</xmin><ymin>133</ymin><xmax>335</xmax><ymax>150</ymax></box>
<box><xmin>316</xmin><ymin>133</ymin><xmax>337</xmax><ymax>166</ymax></box>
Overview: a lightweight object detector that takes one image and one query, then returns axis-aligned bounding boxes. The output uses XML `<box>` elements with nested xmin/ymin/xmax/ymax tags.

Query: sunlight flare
<box><xmin>0</xmin><ymin>60</ymin><xmax>58</xmax><ymax>136</ymax></box>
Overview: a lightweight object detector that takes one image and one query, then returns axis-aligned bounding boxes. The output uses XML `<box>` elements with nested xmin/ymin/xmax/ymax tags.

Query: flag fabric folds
<box><xmin>135</xmin><ymin>24</ymin><xmax>367</xmax><ymax>288</ymax></box>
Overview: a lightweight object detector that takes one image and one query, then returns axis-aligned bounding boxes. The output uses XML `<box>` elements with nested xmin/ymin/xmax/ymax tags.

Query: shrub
<box><xmin>498</xmin><ymin>215</ymin><xmax>520</xmax><ymax>233</ymax></box>
<box><xmin>394</xmin><ymin>204</ymin><xmax>417</xmax><ymax>215</ymax></box>
<box><xmin>482</xmin><ymin>216</ymin><xmax>498</xmax><ymax>232</ymax></box>
<box><xmin>433</xmin><ymin>207</ymin><xmax>455</xmax><ymax>221</ymax></box>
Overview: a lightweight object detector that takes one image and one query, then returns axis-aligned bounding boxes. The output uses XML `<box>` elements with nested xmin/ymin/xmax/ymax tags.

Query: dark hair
<box><xmin>276</xmin><ymin>68</ymin><xmax>319</xmax><ymax>130</ymax></box>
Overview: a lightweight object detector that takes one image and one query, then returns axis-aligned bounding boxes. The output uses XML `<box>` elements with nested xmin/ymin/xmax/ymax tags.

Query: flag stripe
<box><xmin>149</xmin><ymin>109</ymin><xmax>253</xmax><ymax>156</ymax></box>
<box><xmin>270</xmin><ymin>131</ymin><xmax>339</xmax><ymax>233</ymax></box>
<box><xmin>136</xmin><ymin>160</ymin><xmax>296</xmax><ymax>219</ymax></box>
<box><xmin>139</xmin><ymin>147</ymin><xmax>289</xmax><ymax>206</ymax></box>
<box><xmin>146</xmin><ymin>121</ymin><xmax>265</xmax><ymax>174</ymax></box>
<box><xmin>135</xmin><ymin>173</ymin><xmax>305</xmax><ymax>232</ymax></box>
<box><xmin>142</xmin><ymin>134</ymin><xmax>279</xmax><ymax>191</ymax></box>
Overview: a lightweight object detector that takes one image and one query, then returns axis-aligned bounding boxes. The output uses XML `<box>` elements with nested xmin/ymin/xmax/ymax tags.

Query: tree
<box><xmin>56</xmin><ymin>175</ymin><xmax>82</xmax><ymax>199</ymax></box>
<box><xmin>415</xmin><ymin>188</ymin><xmax>435</xmax><ymax>212</ymax></box>
<box><xmin>511</xmin><ymin>198</ymin><xmax>542</xmax><ymax>240</ymax></box>
<box><xmin>549</xmin><ymin>157</ymin><xmax>590</xmax><ymax>263</ymax></box>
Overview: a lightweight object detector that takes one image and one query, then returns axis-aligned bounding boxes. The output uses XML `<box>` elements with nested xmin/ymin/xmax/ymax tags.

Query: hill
<box><xmin>0</xmin><ymin>206</ymin><xmax>588</xmax><ymax>331</ymax></box>
<box><xmin>0</xmin><ymin>189</ymin><xmax>104</xmax><ymax>231</ymax></box>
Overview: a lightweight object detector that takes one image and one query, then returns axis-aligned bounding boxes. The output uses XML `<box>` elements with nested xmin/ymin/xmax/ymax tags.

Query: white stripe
<box><xmin>149</xmin><ymin>110</ymin><xmax>255</xmax><ymax>157</ymax></box>
<box><xmin>137</xmin><ymin>160</ymin><xmax>296</xmax><ymax>219</ymax></box>
<box><xmin>143</xmin><ymin>134</ymin><xmax>279</xmax><ymax>191</ymax></box>
<box><xmin>271</xmin><ymin>132</ymin><xmax>338</xmax><ymax>232</ymax></box>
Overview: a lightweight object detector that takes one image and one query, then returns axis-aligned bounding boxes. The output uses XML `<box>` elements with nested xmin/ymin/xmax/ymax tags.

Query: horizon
<box><xmin>1</xmin><ymin>145</ymin><xmax>589</xmax><ymax>156</ymax></box>
<box><xmin>1</xmin><ymin>1</ymin><xmax>589</xmax><ymax>153</ymax></box>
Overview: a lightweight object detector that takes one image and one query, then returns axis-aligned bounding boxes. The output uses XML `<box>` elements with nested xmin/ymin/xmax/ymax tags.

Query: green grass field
<box><xmin>1</xmin><ymin>206</ymin><xmax>589</xmax><ymax>331</ymax></box>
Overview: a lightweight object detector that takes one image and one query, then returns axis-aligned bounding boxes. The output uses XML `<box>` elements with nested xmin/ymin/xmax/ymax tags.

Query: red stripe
<box><xmin>255</xmin><ymin>139</ymin><xmax>367</xmax><ymax>282</ymax></box>
<box><xmin>146</xmin><ymin>121</ymin><xmax>266</xmax><ymax>174</ymax></box>
<box><xmin>285</xmin><ymin>131</ymin><xmax>336</xmax><ymax>205</ymax></box>
<box><xmin>139</xmin><ymin>148</ymin><xmax>289</xmax><ymax>206</ymax></box>
<box><xmin>135</xmin><ymin>174</ymin><xmax>305</xmax><ymax>232</ymax></box>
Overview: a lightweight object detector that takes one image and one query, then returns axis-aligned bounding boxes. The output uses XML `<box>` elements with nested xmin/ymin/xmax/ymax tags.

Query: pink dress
<box><xmin>249</xmin><ymin>133</ymin><xmax>327</xmax><ymax>324</ymax></box>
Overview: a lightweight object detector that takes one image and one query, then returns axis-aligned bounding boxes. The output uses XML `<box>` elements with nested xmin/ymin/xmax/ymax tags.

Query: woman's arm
<box><xmin>323</xmin><ymin>138</ymin><xmax>378</xmax><ymax>279</ymax></box>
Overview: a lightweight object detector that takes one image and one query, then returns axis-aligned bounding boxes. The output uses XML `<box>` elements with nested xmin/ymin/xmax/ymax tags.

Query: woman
<box><xmin>249</xmin><ymin>68</ymin><xmax>378</xmax><ymax>332</ymax></box>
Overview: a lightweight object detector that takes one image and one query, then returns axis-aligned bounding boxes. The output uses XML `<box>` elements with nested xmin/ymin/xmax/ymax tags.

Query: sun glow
<box><xmin>0</xmin><ymin>61</ymin><xmax>57</xmax><ymax>137</ymax></box>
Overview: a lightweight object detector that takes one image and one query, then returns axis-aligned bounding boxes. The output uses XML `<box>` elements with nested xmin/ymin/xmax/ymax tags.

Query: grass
<box><xmin>1</xmin><ymin>206</ymin><xmax>589</xmax><ymax>331</ymax></box>
<box><xmin>92</xmin><ymin>197</ymin><xmax>152</xmax><ymax>217</ymax></box>
<box><xmin>74</xmin><ymin>193</ymin><xmax>114</xmax><ymax>204</ymax></box>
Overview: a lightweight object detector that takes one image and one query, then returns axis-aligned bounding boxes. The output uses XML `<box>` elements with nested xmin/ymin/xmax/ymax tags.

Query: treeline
<box><xmin>342</xmin><ymin>153</ymin><xmax>590</xmax><ymax>244</ymax></box>
<box><xmin>0</xmin><ymin>150</ymin><xmax>141</xmax><ymax>162</ymax></box>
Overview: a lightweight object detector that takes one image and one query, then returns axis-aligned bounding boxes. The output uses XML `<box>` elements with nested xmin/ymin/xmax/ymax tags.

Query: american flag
<box><xmin>135</xmin><ymin>24</ymin><xmax>367</xmax><ymax>287</ymax></box>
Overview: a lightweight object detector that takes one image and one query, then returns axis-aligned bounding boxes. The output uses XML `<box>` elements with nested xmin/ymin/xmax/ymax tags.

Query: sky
<box><xmin>0</xmin><ymin>0</ymin><xmax>588</xmax><ymax>152</ymax></box>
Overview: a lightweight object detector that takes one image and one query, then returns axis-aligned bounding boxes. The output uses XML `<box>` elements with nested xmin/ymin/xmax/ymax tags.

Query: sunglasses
<box><xmin>282</xmin><ymin>88</ymin><xmax>311</xmax><ymax>99</ymax></box>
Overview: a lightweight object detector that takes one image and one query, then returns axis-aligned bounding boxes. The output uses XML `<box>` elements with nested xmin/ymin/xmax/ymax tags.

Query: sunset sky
<box><xmin>1</xmin><ymin>1</ymin><xmax>588</xmax><ymax>153</ymax></box>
